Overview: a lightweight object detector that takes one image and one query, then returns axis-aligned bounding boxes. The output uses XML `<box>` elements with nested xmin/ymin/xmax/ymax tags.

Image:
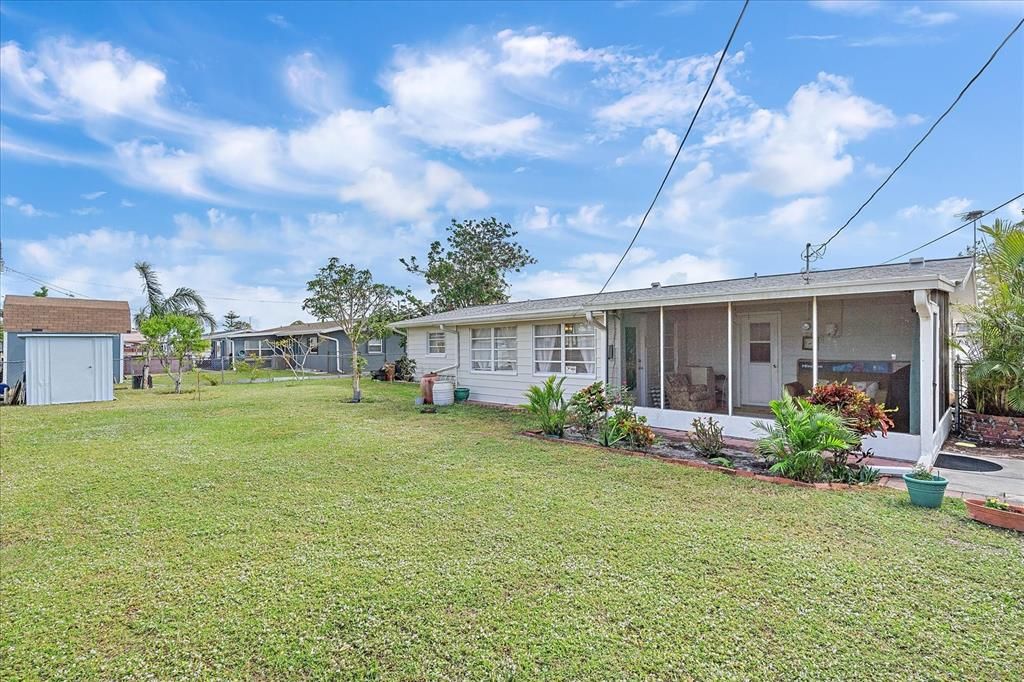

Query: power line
<box><xmin>589</xmin><ymin>0</ymin><xmax>749</xmax><ymax>299</ymax></box>
<box><xmin>1</xmin><ymin>268</ymin><xmax>305</xmax><ymax>305</ymax></box>
<box><xmin>1</xmin><ymin>266</ymin><xmax>90</xmax><ymax>298</ymax></box>
<box><xmin>880</xmin><ymin>192</ymin><xmax>1023</xmax><ymax>264</ymax></box>
<box><xmin>816</xmin><ymin>16</ymin><xmax>1023</xmax><ymax>253</ymax></box>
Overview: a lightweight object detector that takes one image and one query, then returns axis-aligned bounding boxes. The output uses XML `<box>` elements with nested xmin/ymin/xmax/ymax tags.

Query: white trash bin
<box><xmin>433</xmin><ymin>381</ymin><xmax>455</xmax><ymax>406</ymax></box>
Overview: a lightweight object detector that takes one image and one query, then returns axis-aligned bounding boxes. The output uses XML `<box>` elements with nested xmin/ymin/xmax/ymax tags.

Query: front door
<box><xmin>739</xmin><ymin>313</ymin><xmax>780</xmax><ymax>406</ymax></box>
<box><xmin>623</xmin><ymin>324</ymin><xmax>647</xmax><ymax>405</ymax></box>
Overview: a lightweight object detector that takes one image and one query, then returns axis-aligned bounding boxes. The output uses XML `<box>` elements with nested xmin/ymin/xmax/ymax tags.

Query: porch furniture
<box><xmin>665</xmin><ymin>366</ymin><xmax>716</xmax><ymax>412</ymax></box>
<box><xmin>784</xmin><ymin>381</ymin><xmax>808</xmax><ymax>398</ymax></box>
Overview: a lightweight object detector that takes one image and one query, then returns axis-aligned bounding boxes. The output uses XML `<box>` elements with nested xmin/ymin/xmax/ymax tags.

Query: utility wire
<box><xmin>816</xmin><ymin>16</ymin><xmax>1023</xmax><ymax>252</ymax></box>
<box><xmin>2</xmin><ymin>266</ymin><xmax>89</xmax><ymax>298</ymax></box>
<box><xmin>587</xmin><ymin>0</ymin><xmax>749</xmax><ymax>301</ymax></box>
<box><xmin>881</xmin><ymin>192</ymin><xmax>1023</xmax><ymax>264</ymax></box>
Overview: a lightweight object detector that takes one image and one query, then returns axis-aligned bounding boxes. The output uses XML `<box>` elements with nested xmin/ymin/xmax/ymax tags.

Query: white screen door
<box><xmin>740</xmin><ymin>313</ymin><xmax>780</xmax><ymax>406</ymax></box>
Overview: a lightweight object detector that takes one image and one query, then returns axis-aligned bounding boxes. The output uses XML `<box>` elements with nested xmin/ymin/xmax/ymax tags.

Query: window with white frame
<box><xmin>534</xmin><ymin>322</ymin><xmax>596</xmax><ymax>375</ymax></box>
<box><xmin>243</xmin><ymin>339</ymin><xmax>266</xmax><ymax>355</ymax></box>
<box><xmin>471</xmin><ymin>326</ymin><xmax>517</xmax><ymax>372</ymax></box>
<box><xmin>367</xmin><ymin>338</ymin><xmax>384</xmax><ymax>354</ymax></box>
<box><xmin>427</xmin><ymin>331</ymin><xmax>446</xmax><ymax>355</ymax></box>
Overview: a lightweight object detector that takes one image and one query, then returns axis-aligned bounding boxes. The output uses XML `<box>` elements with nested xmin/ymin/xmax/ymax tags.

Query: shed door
<box><xmin>26</xmin><ymin>336</ymin><xmax>113</xmax><ymax>405</ymax></box>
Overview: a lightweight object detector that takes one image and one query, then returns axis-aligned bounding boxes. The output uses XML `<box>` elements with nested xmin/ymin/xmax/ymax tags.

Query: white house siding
<box><xmin>406</xmin><ymin>319</ymin><xmax>607</xmax><ymax>406</ymax></box>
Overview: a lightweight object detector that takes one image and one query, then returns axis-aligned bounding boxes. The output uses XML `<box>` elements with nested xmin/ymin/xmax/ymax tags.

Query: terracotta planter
<box><xmin>965</xmin><ymin>499</ymin><xmax>1024</xmax><ymax>532</ymax></box>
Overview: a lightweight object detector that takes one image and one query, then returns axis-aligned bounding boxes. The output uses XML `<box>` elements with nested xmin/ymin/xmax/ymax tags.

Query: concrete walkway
<box><xmin>883</xmin><ymin>453</ymin><xmax>1024</xmax><ymax>503</ymax></box>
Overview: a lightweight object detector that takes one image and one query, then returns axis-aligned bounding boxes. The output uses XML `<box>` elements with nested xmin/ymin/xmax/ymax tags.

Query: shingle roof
<box><xmin>206</xmin><ymin>320</ymin><xmax>342</xmax><ymax>339</ymax></box>
<box><xmin>2</xmin><ymin>295</ymin><xmax>131</xmax><ymax>334</ymax></box>
<box><xmin>394</xmin><ymin>256</ymin><xmax>973</xmax><ymax>327</ymax></box>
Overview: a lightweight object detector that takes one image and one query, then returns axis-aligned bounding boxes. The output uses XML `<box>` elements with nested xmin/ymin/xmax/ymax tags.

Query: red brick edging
<box><xmin>518</xmin><ymin>431</ymin><xmax>890</xmax><ymax>493</ymax></box>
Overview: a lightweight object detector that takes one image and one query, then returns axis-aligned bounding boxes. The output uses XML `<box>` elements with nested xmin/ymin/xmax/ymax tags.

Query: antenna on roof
<box><xmin>801</xmin><ymin>242</ymin><xmax>826</xmax><ymax>284</ymax></box>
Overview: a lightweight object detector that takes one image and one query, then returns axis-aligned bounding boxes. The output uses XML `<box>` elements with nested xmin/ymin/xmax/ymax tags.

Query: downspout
<box><xmin>434</xmin><ymin>324</ymin><xmax>459</xmax><ymax>375</ymax></box>
<box><xmin>317</xmin><ymin>333</ymin><xmax>342</xmax><ymax>374</ymax></box>
<box><xmin>585</xmin><ymin>311</ymin><xmax>606</xmax><ymax>330</ymax></box>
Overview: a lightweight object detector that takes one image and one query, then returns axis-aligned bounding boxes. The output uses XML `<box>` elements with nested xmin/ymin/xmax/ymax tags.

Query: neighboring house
<box><xmin>394</xmin><ymin>257</ymin><xmax>977</xmax><ymax>466</ymax></box>
<box><xmin>206</xmin><ymin>321</ymin><xmax>403</xmax><ymax>374</ymax></box>
<box><xmin>1</xmin><ymin>295</ymin><xmax>131</xmax><ymax>405</ymax></box>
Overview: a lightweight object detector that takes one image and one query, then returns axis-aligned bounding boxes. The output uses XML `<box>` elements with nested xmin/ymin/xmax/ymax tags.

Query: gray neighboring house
<box><xmin>206</xmin><ymin>321</ymin><xmax>404</xmax><ymax>374</ymax></box>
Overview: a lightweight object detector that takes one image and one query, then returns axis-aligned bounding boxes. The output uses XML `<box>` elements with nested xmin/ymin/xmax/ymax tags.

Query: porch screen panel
<box><xmin>804</xmin><ymin>294</ymin><xmax>917</xmax><ymax>434</ymax></box>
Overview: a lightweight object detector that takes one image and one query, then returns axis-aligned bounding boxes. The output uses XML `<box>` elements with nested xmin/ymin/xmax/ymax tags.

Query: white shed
<box><xmin>23</xmin><ymin>335</ymin><xmax>115</xmax><ymax>406</ymax></box>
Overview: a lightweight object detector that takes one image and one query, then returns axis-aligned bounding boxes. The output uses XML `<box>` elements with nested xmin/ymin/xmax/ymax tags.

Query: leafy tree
<box><xmin>134</xmin><ymin>261</ymin><xmax>215</xmax><ymax>388</ymax></box>
<box><xmin>32</xmin><ymin>286</ymin><xmax>48</xmax><ymax>297</ymax></box>
<box><xmin>303</xmin><ymin>259</ymin><xmax>404</xmax><ymax>402</ymax></box>
<box><xmin>222</xmin><ymin>310</ymin><xmax>252</xmax><ymax>331</ymax></box>
<box><xmin>955</xmin><ymin>217</ymin><xmax>1024</xmax><ymax>415</ymax></box>
<box><xmin>139</xmin><ymin>314</ymin><xmax>210</xmax><ymax>394</ymax></box>
<box><xmin>401</xmin><ymin>217</ymin><xmax>536</xmax><ymax>313</ymax></box>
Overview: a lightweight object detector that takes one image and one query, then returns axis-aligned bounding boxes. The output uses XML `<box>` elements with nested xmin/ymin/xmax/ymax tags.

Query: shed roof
<box><xmin>394</xmin><ymin>256</ymin><xmax>973</xmax><ymax>327</ymax></box>
<box><xmin>2</xmin><ymin>295</ymin><xmax>131</xmax><ymax>334</ymax></box>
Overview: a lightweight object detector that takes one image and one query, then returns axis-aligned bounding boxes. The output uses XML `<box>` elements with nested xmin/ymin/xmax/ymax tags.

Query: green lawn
<box><xmin>2</xmin><ymin>379</ymin><xmax>1021</xmax><ymax>680</ymax></box>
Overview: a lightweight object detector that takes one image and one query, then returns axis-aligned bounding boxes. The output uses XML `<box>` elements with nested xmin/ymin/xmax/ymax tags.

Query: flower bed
<box><xmin>521</xmin><ymin>428</ymin><xmax>888</xmax><ymax>492</ymax></box>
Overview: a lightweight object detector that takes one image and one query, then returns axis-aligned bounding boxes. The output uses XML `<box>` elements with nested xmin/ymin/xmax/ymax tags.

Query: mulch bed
<box><xmin>520</xmin><ymin>430</ymin><xmax>890</xmax><ymax>493</ymax></box>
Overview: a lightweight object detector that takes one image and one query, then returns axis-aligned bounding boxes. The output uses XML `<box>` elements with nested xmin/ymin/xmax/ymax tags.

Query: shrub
<box><xmin>234</xmin><ymin>355</ymin><xmax>263</xmax><ymax>382</ymax></box>
<box><xmin>595</xmin><ymin>416</ymin><xmax>629</xmax><ymax>447</ymax></box>
<box><xmin>568</xmin><ymin>381</ymin><xmax>611</xmax><ymax>433</ymax></box>
<box><xmin>807</xmin><ymin>381</ymin><xmax>895</xmax><ymax>437</ymax></box>
<box><xmin>754</xmin><ymin>393</ymin><xmax>861</xmax><ymax>483</ymax></box>
<box><xmin>394</xmin><ymin>356</ymin><xmax>417</xmax><ymax>382</ymax></box>
<box><xmin>623</xmin><ymin>415</ymin><xmax>656</xmax><ymax>449</ymax></box>
<box><xmin>689</xmin><ymin>416</ymin><xmax>725</xmax><ymax>457</ymax></box>
<box><xmin>907</xmin><ymin>464</ymin><xmax>936</xmax><ymax>481</ymax></box>
<box><xmin>524</xmin><ymin>376</ymin><xmax>569</xmax><ymax>437</ymax></box>
<box><xmin>708</xmin><ymin>456</ymin><xmax>734</xmax><ymax>469</ymax></box>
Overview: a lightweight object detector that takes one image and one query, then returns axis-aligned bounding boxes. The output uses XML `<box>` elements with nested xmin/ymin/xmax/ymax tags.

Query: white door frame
<box><xmin>737</xmin><ymin>312</ymin><xmax>781</xmax><ymax>407</ymax></box>
<box><xmin>623</xmin><ymin>320</ymin><xmax>647</xmax><ymax>406</ymax></box>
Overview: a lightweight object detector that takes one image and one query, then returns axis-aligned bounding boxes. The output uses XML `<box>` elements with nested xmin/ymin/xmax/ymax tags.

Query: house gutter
<box><xmin>585</xmin><ymin>311</ymin><xmax>606</xmax><ymax>330</ymax></box>
<box><xmin>316</xmin><ymin>333</ymin><xmax>342</xmax><ymax>374</ymax></box>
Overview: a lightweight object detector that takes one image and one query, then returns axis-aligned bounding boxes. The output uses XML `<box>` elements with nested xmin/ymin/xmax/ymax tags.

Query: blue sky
<box><xmin>1</xmin><ymin>0</ymin><xmax>1021</xmax><ymax>328</ymax></box>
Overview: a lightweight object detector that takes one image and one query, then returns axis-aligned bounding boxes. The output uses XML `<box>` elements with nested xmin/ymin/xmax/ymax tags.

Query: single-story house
<box><xmin>2</xmin><ymin>295</ymin><xmax>131</xmax><ymax>405</ymax></box>
<box><xmin>205</xmin><ymin>321</ymin><xmax>404</xmax><ymax>374</ymax></box>
<box><xmin>393</xmin><ymin>257</ymin><xmax>976</xmax><ymax>465</ymax></box>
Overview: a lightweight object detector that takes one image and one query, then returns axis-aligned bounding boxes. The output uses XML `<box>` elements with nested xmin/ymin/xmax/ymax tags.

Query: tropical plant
<box><xmin>139</xmin><ymin>314</ymin><xmax>210</xmax><ymax>394</ymax></box>
<box><xmin>134</xmin><ymin>261</ymin><xmax>215</xmax><ymax>389</ymax></box>
<box><xmin>595</xmin><ymin>415</ymin><xmax>630</xmax><ymax>447</ymax></box>
<box><xmin>689</xmin><ymin>416</ymin><xmax>725</xmax><ymax>457</ymax></box>
<box><xmin>525</xmin><ymin>376</ymin><xmax>569</xmax><ymax>437</ymax></box>
<box><xmin>400</xmin><ymin>217</ymin><xmax>536</xmax><ymax>314</ymax></box>
<box><xmin>394</xmin><ymin>356</ymin><xmax>417</xmax><ymax>382</ymax></box>
<box><xmin>807</xmin><ymin>381</ymin><xmax>895</xmax><ymax>437</ymax></box>
<box><xmin>568</xmin><ymin>381</ymin><xmax>611</xmax><ymax>433</ymax></box>
<box><xmin>754</xmin><ymin>393</ymin><xmax>861</xmax><ymax>483</ymax></box>
<box><xmin>32</xmin><ymin>286</ymin><xmax>48</xmax><ymax>297</ymax></box>
<box><xmin>708</xmin><ymin>456</ymin><xmax>734</xmax><ymax>469</ymax></box>
<box><xmin>302</xmin><ymin>259</ymin><xmax>405</xmax><ymax>403</ymax></box>
<box><xmin>234</xmin><ymin>355</ymin><xmax>264</xmax><ymax>382</ymax></box>
<box><xmin>622</xmin><ymin>413</ymin><xmax>656</xmax><ymax>449</ymax></box>
<box><xmin>954</xmin><ymin>217</ymin><xmax>1024</xmax><ymax>416</ymax></box>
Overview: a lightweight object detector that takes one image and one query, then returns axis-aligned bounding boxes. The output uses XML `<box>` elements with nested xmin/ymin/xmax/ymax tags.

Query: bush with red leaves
<box><xmin>808</xmin><ymin>381</ymin><xmax>896</xmax><ymax>438</ymax></box>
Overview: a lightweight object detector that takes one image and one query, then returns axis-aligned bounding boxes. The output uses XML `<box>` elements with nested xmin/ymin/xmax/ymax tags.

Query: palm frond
<box><xmin>134</xmin><ymin>261</ymin><xmax>165</xmax><ymax>314</ymax></box>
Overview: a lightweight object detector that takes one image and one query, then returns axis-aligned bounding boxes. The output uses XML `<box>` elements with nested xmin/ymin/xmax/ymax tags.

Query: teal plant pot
<box><xmin>454</xmin><ymin>387</ymin><xmax>470</xmax><ymax>402</ymax></box>
<box><xmin>902</xmin><ymin>473</ymin><xmax>949</xmax><ymax>508</ymax></box>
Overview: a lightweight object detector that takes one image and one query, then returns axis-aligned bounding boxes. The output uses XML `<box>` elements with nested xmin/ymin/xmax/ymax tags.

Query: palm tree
<box><xmin>133</xmin><ymin>261</ymin><xmax>216</xmax><ymax>330</ymax></box>
<box><xmin>134</xmin><ymin>261</ymin><xmax>216</xmax><ymax>388</ymax></box>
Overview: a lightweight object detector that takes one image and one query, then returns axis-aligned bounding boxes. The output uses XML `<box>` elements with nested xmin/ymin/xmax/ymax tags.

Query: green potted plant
<box><xmin>902</xmin><ymin>464</ymin><xmax>948</xmax><ymax>508</ymax></box>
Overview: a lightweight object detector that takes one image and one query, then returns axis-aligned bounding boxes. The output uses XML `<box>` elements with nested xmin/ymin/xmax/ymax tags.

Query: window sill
<box><xmin>470</xmin><ymin>370</ymin><xmax>518</xmax><ymax>376</ymax></box>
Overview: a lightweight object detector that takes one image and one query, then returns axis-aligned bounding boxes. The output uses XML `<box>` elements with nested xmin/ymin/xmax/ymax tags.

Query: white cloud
<box><xmin>340</xmin><ymin>161</ymin><xmax>488</xmax><ymax>222</ymax></box>
<box><xmin>787</xmin><ymin>34</ymin><xmax>841</xmax><ymax>41</ymax></box>
<box><xmin>71</xmin><ymin>206</ymin><xmax>102</xmax><ymax>216</ymax></box>
<box><xmin>808</xmin><ymin>1</ymin><xmax>882</xmax><ymax>15</ymax></box>
<box><xmin>642</xmin><ymin>128</ymin><xmax>680</xmax><ymax>157</ymax></box>
<box><xmin>767</xmin><ymin>196</ymin><xmax>830</xmax><ymax>231</ymax></box>
<box><xmin>593</xmin><ymin>51</ymin><xmax>745</xmax><ymax>132</ymax></box>
<box><xmin>284</xmin><ymin>51</ymin><xmax>343</xmax><ymax>114</ymax></box>
<box><xmin>566</xmin><ymin>204</ymin><xmax>607</xmax><ymax>234</ymax></box>
<box><xmin>266</xmin><ymin>14</ymin><xmax>290</xmax><ymax>29</ymax></box>
<box><xmin>3</xmin><ymin>195</ymin><xmax>56</xmax><ymax>217</ymax></box>
<box><xmin>899</xmin><ymin>196</ymin><xmax>972</xmax><ymax>220</ymax></box>
<box><xmin>512</xmin><ymin>250</ymin><xmax>732</xmax><ymax>299</ymax></box>
<box><xmin>383</xmin><ymin>47</ymin><xmax>545</xmax><ymax>157</ymax></box>
<box><xmin>81</xmin><ymin>190</ymin><xmax>106</xmax><ymax>200</ymax></box>
<box><xmin>523</xmin><ymin>205</ymin><xmax>560</xmax><ymax>231</ymax></box>
<box><xmin>114</xmin><ymin>140</ymin><xmax>221</xmax><ymax>201</ymax></box>
<box><xmin>704</xmin><ymin>72</ymin><xmax>897</xmax><ymax>195</ymax></box>
<box><xmin>897</xmin><ymin>6</ymin><xmax>958</xmax><ymax>27</ymax></box>
<box><xmin>495</xmin><ymin>29</ymin><xmax>594</xmax><ymax>77</ymax></box>
<box><xmin>120</xmin><ymin>199</ymin><xmax>135</xmax><ymax>207</ymax></box>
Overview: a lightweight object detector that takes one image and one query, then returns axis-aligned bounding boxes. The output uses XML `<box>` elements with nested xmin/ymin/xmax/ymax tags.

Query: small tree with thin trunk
<box><xmin>267</xmin><ymin>336</ymin><xmax>316</xmax><ymax>380</ymax></box>
<box><xmin>140</xmin><ymin>314</ymin><xmax>210</xmax><ymax>394</ymax></box>
<box><xmin>303</xmin><ymin>259</ymin><xmax>403</xmax><ymax>402</ymax></box>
